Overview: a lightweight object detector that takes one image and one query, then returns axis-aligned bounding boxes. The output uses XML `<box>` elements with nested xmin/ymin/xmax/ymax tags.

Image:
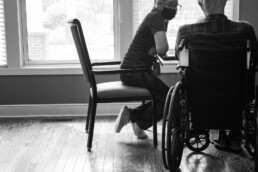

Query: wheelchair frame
<box><xmin>161</xmin><ymin>38</ymin><xmax>257</xmax><ymax>172</ymax></box>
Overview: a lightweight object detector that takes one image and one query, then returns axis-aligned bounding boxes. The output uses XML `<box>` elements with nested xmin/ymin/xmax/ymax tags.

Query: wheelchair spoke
<box><xmin>199</xmin><ymin>134</ymin><xmax>206</xmax><ymax>139</ymax></box>
<box><xmin>199</xmin><ymin>142</ymin><xmax>204</xmax><ymax>146</ymax></box>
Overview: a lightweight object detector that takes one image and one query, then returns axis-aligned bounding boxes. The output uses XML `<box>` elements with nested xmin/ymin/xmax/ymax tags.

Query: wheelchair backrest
<box><xmin>179</xmin><ymin>33</ymin><xmax>250</xmax><ymax>129</ymax></box>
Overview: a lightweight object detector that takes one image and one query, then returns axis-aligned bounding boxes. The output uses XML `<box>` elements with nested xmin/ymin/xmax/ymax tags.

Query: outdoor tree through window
<box><xmin>26</xmin><ymin>0</ymin><xmax>114</xmax><ymax>63</ymax></box>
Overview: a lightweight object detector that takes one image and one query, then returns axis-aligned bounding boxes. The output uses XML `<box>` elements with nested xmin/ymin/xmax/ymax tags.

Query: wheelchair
<box><xmin>161</xmin><ymin>33</ymin><xmax>257</xmax><ymax>172</ymax></box>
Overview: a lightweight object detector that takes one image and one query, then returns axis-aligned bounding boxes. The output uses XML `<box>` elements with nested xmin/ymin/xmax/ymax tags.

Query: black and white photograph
<box><xmin>0</xmin><ymin>0</ymin><xmax>257</xmax><ymax>171</ymax></box>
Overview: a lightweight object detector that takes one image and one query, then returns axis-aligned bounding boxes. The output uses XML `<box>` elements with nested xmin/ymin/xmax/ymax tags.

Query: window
<box><xmin>24</xmin><ymin>0</ymin><xmax>114</xmax><ymax>64</ymax></box>
<box><xmin>1</xmin><ymin>0</ymin><xmax>239</xmax><ymax>75</ymax></box>
<box><xmin>133</xmin><ymin>0</ymin><xmax>236</xmax><ymax>55</ymax></box>
<box><xmin>0</xmin><ymin>0</ymin><xmax>6</xmax><ymax>66</ymax></box>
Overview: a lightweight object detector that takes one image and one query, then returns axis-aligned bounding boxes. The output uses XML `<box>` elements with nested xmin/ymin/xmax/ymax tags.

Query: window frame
<box><xmin>21</xmin><ymin>0</ymin><xmax>120</xmax><ymax>65</ymax></box>
<box><xmin>0</xmin><ymin>0</ymin><xmax>7</xmax><ymax>67</ymax></box>
<box><xmin>232</xmin><ymin>0</ymin><xmax>240</xmax><ymax>21</ymax></box>
<box><xmin>1</xmin><ymin>0</ymin><xmax>239</xmax><ymax>75</ymax></box>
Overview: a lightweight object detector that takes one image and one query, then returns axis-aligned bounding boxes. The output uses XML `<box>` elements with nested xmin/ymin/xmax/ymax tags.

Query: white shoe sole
<box><xmin>114</xmin><ymin>106</ymin><xmax>130</xmax><ymax>133</ymax></box>
<box><xmin>131</xmin><ymin>123</ymin><xmax>148</xmax><ymax>139</ymax></box>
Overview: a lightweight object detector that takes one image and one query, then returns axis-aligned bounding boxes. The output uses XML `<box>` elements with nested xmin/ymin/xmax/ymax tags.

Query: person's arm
<box><xmin>175</xmin><ymin>25</ymin><xmax>186</xmax><ymax>60</ymax></box>
<box><xmin>154</xmin><ymin>31</ymin><xmax>169</xmax><ymax>55</ymax></box>
<box><xmin>174</xmin><ymin>29</ymin><xmax>181</xmax><ymax>60</ymax></box>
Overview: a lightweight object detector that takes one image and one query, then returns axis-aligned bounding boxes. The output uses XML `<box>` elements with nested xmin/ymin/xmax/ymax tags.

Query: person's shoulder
<box><xmin>231</xmin><ymin>20</ymin><xmax>255</xmax><ymax>29</ymax></box>
<box><xmin>240</xmin><ymin>20</ymin><xmax>255</xmax><ymax>29</ymax></box>
<box><xmin>147</xmin><ymin>8</ymin><xmax>162</xmax><ymax>19</ymax></box>
<box><xmin>178</xmin><ymin>18</ymin><xmax>206</xmax><ymax>30</ymax></box>
<box><xmin>177</xmin><ymin>23</ymin><xmax>197</xmax><ymax>34</ymax></box>
<box><xmin>145</xmin><ymin>8</ymin><xmax>164</xmax><ymax>26</ymax></box>
<box><xmin>178</xmin><ymin>24</ymin><xmax>191</xmax><ymax>31</ymax></box>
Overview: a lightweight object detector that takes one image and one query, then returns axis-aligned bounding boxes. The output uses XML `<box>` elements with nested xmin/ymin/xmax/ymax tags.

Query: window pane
<box><xmin>0</xmin><ymin>0</ymin><xmax>7</xmax><ymax>66</ymax></box>
<box><xmin>133</xmin><ymin>0</ymin><xmax>233</xmax><ymax>55</ymax></box>
<box><xmin>26</xmin><ymin>0</ymin><xmax>114</xmax><ymax>62</ymax></box>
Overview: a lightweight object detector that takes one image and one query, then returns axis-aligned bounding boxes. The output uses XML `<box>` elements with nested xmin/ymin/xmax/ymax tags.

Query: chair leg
<box><xmin>86</xmin><ymin>96</ymin><xmax>92</xmax><ymax>133</ymax></box>
<box><xmin>152</xmin><ymin>98</ymin><xmax>158</xmax><ymax>148</ymax></box>
<box><xmin>87</xmin><ymin>100</ymin><xmax>97</xmax><ymax>152</ymax></box>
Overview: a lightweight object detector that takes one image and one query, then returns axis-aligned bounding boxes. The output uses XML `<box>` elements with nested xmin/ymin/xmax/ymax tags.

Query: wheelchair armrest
<box><xmin>178</xmin><ymin>39</ymin><xmax>189</xmax><ymax>67</ymax></box>
<box><xmin>92</xmin><ymin>68</ymin><xmax>152</xmax><ymax>75</ymax></box>
<box><xmin>92</xmin><ymin>61</ymin><xmax>121</xmax><ymax>66</ymax></box>
<box><xmin>178</xmin><ymin>39</ymin><xmax>187</xmax><ymax>51</ymax></box>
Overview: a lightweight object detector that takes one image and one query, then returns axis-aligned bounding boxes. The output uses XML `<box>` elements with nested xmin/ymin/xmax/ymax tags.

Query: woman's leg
<box><xmin>120</xmin><ymin>72</ymin><xmax>169</xmax><ymax>130</ymax></box>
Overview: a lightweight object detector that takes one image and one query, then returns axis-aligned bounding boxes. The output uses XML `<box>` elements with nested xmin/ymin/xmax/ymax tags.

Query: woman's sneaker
<box><xmin>131</xmin><ymin>122</ymin><xmax>148</xmax><ymax>139</ymax></box>
<box><xmin>114</xmin><ymin>106</ymin><xmax>131</xmax><ymax>133</ymax></box>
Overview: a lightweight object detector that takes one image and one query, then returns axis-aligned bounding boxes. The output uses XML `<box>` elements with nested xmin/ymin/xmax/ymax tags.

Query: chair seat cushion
<box><xmin>90</xmin><ymin>81</ymin><xmax>151</xmax><ymax>99</ymax></box>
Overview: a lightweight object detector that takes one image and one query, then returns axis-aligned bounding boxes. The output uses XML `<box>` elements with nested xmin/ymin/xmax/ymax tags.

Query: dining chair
<box><xmin>68</xmin><ymin>18</ymin><xmax>158</xmax><ymax>151</ymax></box>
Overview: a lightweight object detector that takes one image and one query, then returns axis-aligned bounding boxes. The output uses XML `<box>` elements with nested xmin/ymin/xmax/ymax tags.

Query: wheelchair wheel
<box><xmin>162</xmin><ymin>86</ymin><xmax>174</xmax><ymax>169</ymax></box>
<box><xmin>185</xmin><ymin>128</ymin><xmax>210</xmax><ymax>152</ymax></box>
<box><xmin>244</xmin><ymin>100</ymin><xmax>256</xmax><ymax>158</ymax></box>
<box><xmin>166</xmin><ymin>82</ymin><xmax>186</xmax><ymax>172</ymax></box>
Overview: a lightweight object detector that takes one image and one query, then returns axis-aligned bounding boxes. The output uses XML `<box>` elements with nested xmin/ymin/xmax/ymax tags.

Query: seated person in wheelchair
<box><xmin>174</xmin><ymin>0</ymin><xmax>258</xmax><ymax>151</ymax></box>
<box><xmin>114</xmin><ymin>0</ymin><xmax>179</xmax><ymax>139</ymax></box>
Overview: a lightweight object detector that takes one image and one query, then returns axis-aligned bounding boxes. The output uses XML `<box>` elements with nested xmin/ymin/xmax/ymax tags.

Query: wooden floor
<box><xmin>0</xmin><ymin>117</ymin><xmax>254</xmax><ymax>172</ymax></box>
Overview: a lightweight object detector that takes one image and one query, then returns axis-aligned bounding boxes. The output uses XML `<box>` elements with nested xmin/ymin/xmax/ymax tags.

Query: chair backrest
<box><xmin>180</xmin><ymin>32</ymin><xmax>250</xmax><ymax>129</ymax></box>
<box><xmin>68</xmin><ymin>19</ymin><xmax>95</xmax><ymax>87</ymax></box>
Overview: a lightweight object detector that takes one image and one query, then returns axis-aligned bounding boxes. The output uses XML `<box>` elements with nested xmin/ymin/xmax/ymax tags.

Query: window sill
<box><xmin>0</xmin><ymin>61</ymin><xmax>178</xmax><ymax>75</ymax></box>
<box><xmin>0</xmin><ymin>64</ymin><xmax>83</xmax><ymax>75</ymax></box>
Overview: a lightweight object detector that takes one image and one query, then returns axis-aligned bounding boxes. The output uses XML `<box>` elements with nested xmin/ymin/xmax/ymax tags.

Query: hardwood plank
<box><xmin>113</xmin><ymin>135</ymin><xmax>124</xmax><ymax>172</ymax></box>
<box><xmin>91</xmin><ymin>133</ymin><xmax>107</xmax><ymax>172</ymax></box>
<box><xmin>24</xmin><ymin>122</ymin><xmax>55</xmax><ymax>172</ymax></box>
<box><xmin>83</xmin><ymin>150</ymin><xmax>95</xmax><ymax>172</ymax></box>
<box><xmin>12</xmin><ymin>121</ymin><xmax>45</xmax><ymax>172</ymax></box>
<box><xmin>72</xmin><ymin>142</ymin><xmax>87</xmax><ymax>172</ymax></box>
<box><xmin>4</xmin><ymin>146</ymin><xmax>29</xmax><ymax>172</ymax></box>
<box><xmin>102</xmin><ymin>140</ymin><xmax>115</xmax><ymax>172</ymax></box>
<box><xmin>0</xmin><ymin>117</ymin><xmax>254</xmax><ymax>172</ymax></box>
<box><xmin>0</xmin><ymin>121</ymin><xmax>30</xmax><ymax>171</ymax></box>
<box><xmin>43</xmin><ymin>124</ymin><xmax>73</xmax><ymax>172</ymax></box>
<box><xmin>52</xmin><ymin>129</ymin><xmax>73</xmax><ymax>172</ymax></box>
<box><xmin>0</xmin><ymin>120</ymin><xmax>15</xmax><ymax>140</ymax></box>
<box><xmin>63</xmin><ymin>128</ymin><xmax>84</xmax><ymax>172</ymax></box>
<box><xmin>33</xmin><ymin>122</ymin><xmax>66</xmax><ymax>172</ymax></box>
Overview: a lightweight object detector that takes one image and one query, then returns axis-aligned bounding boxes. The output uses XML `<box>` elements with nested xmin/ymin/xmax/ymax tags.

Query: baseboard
<box><xmin>0</xmin><ymin>103</ymin><xmax>141</xmax><ymax>118</ymax></box>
